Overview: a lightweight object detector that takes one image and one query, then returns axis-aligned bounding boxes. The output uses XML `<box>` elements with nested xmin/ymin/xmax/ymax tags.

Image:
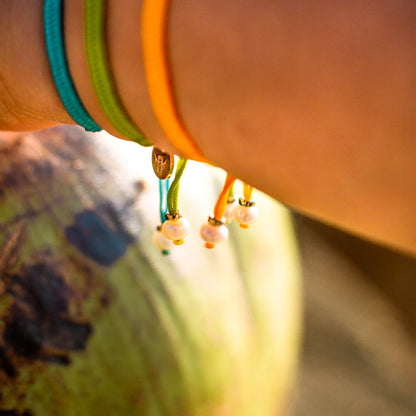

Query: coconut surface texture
<box><xmin>0</xmin><ymin>127</ymin><xmax>301</xmax><ymax>416</ymax></box>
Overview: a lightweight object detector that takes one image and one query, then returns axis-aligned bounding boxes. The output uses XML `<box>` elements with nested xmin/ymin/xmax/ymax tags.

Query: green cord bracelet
<box><xmin>84</xmin><ymin>0</ymin><xmax>152</xmax><ymax>146</ymax></box>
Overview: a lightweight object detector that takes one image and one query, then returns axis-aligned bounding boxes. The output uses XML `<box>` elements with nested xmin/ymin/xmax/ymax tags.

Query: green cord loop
<box><xmin>167</xmin><ymin>158</ymin><xmax>187</xmax><ymax>214</ymax></box>
<box><xmin>228</xmin><ymin>182</ymin><xmax>235</xmax><ymax>199</ymax></box>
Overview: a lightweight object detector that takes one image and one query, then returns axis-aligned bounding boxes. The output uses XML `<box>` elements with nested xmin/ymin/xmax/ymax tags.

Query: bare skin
<box><xmin>1</xmin><ymin>0</ymin><xmax>416</xmax><ymax>255</ymax></box>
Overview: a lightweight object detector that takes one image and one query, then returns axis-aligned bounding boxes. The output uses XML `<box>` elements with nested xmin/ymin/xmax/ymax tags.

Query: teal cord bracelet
<box><xmin>84</xmin><ymin>0</ymin><xmax>152</xmax><ymax>146</ymax></box>
<box><xmin>44</xmin><ymin>0</ymin><xmax>101</xmax><ymax>132</ymax></box>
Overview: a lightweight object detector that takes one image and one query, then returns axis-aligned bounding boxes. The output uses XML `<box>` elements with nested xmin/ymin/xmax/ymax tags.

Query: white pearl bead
<box><xmin>161</xmin><ymin>217</ymin><xmax>191</xmax><ymax>241</ymax></box>
<box><xmin>223</xmin><ymin>200</ymin><xmax>237</xmax><ymax>223</ymax></box>
<box><xmin>233</xmin><ymin>204</ymin><xmax>259</xmax><ymax>227</ymax></box>
<box><xmin>152</xmin><ymin>229</ymin><xmax>174</xmax><ymax>251</ymax></box>
<box><xmin>200</xmin><ymin>222</ymin><xmax>229</xmax><ymax>248</ymax></box>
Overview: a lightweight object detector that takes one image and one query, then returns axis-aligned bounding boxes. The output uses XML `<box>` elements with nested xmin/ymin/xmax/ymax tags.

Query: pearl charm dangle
<box><xmin>200</xmin><ymin>217</ymin><xmax>229</xmax><ymax>249</ymax></box>
<box><xmin>223</xmin><ymin>196</ymin><xmax>237</xmax><ymax>223</ymax></box>
<box><xmin>233</xmin><ymin>198</ymin><xmax>259</xmax><ymax>229</ymax></box>
<box><xmin>162</xmin><ymin>212</ymin><xmax>191</xmax><ymax>245</ymax></box>
<box><xmin>153</xmin><ymin>226</ymin><xmax>174</xmax><ymax>254</ymax></box>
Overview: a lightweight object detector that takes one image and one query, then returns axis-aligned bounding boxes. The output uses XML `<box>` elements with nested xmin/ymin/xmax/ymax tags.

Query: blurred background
<box><xmin>291</xmin><ymin>215</ymin><xmax>416</xmax><ymax>416</ymax></box>
<box><xmin>1</xmin><ymin>128</ymin><xmax>415</xmax><ymax>415</ymax></box>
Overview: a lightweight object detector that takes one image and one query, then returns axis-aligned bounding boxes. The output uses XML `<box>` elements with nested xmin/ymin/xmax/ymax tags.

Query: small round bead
<box><xmin>233</xmin><ymin>204</ymin><xmax>259</xmax><ymax>228</ymax></box>
<box><xmin>161</xmin><ymin>217</ymin><xmax>191</xmax><ymax>241</ymax></box>
<box><xmin>152</xmin><ymin>228</ymin><xmax>174</xmax><ymax>251</ymax></box>
<box><xmin>223</xmin><ymin>199</ymin><xmax>237</xmax><ymax>223</ymax></box>
<box><xmin>200</xmin><ymin>222</ymin><xmax>229</xmax><ymax>249</ymax></box>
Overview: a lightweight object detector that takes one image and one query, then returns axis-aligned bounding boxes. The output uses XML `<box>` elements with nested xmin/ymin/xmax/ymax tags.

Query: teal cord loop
<box><xmin>159</xmin><ymin>178</ymin><xmax>169</xmax><ymax>224</ymax></box>
<box><xmin>158</xmin><ymin>178</ymin><xmax>170</xmax><ymax>254</ymax></box>
<box><xmin>44</xmin><ymin>0</ymin><xmax>101</xmax><ymax>132</ymax></box>
<box><xmin>167</xmin><ymin>158</ymin><xmax>187</xmax><ymax>214</ymax></box>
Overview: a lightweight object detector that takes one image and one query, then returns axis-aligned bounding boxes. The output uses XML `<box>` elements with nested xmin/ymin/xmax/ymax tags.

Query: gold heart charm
<box><xmin>152</xmin><ymin>147</ymin><xmax>174</xmax><ymax>180</ymax></box>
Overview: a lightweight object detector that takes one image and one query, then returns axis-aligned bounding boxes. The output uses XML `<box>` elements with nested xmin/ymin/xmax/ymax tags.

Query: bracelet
<box><xmin>84</xmin><ymin>0</ymin><xmax>152</xmax><ymax>147</ymax></box>
<box><xmin>44</xmin><ymin>0</ymin><xmax>101</xmax><ymax>132</ymax></box>
<box><xmin>142</xmin><ymin>1</ymin><xmax>258</xmax><ymax>250</ymax></box>
<box><xmin>47</xmin><ymin>0</ymin><xmax>259</xmax><ymax>253</ymax></box>
<box><xmin>141</xmin><ymin>0</ymin><xmax>207</xmax><ymax>162</ymax></box>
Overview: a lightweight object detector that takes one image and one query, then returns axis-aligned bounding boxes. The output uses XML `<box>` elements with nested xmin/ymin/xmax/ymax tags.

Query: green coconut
<box><xmin>0</xmin><ymin>127</ymin><xmax>301</xmax><ymax>416</ymax></box>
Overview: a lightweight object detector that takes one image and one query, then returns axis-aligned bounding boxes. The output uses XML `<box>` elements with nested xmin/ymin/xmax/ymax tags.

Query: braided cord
<box><xmin>84</xmin><ymin>0</ymin><xmax>152</xmax><ymax>146</ymax></box>
<box><xmin>167</xmin><ymin>157</ymin><xmax>187</xmax><ymax>214</ymax></box>
<box><xmin>44</xmin><ymin>0</ymin><xmax>101</xmax><ymax>132</ymax></box>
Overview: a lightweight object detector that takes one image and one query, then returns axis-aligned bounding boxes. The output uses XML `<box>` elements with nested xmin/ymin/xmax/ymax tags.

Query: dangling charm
<box><xmin>201</xmin><ymin>174</ymin><xmax>236</xmax><ymax>249</ymax></box>
<box><xmin>161</xmin><ymin>157</ymin><xmax>190</xmax><ymax>246</ymax></box>
<box><xmin>233</xmin><ymin>183</ymin><xmax>259</xmax><ymax>229</ymax></box>
<box><xmin>152</xmin><ymin>147</ymin><xmax>174</xmax><ymax>179</ymax></box>
<box><xmin>153</xmin><ymin>225</ymin><xmax>174</xmax><ymax>254</ymax></box>
<box><xmin>200</xmin><ymin>217</ymin><xmax>229</xmax><ymax>249</ymax></box>
<box><xmin>162</xmin><ymin>212</ymin><xmax>191</xmax><ymax>245</ymax></box>
<box><xmin>233</xmin><ymin>199</ymin><xmax>259</xmax><ymax>229</ymax></box>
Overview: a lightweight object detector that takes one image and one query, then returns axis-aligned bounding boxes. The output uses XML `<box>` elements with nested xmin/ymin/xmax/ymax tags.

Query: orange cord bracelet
<box><xmin>142</xmin><ymin>1</ymin><xmax>258</xmax><ymax>249</ymax></box>
<box><xmin>141</xmin><ymin>0</ymin><xmax>208</xmax><ymax>163</ymax></box>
